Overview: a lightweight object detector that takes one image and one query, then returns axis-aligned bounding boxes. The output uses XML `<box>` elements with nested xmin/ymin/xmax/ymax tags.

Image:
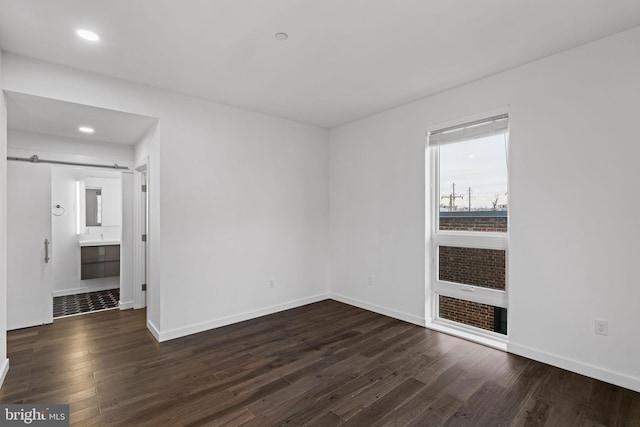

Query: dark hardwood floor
<box><xmin>1</xmin><ymin>300</ymin><xmax>638</xmax><ymax>426</ymax></box>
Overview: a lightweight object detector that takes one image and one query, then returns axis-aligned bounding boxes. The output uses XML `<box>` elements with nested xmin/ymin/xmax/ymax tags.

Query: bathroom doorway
<box><xmin>6</xmin><ymin>162</ymin><xmax>129</xmax><ymax>327</ymax></box>
<box><xmin>50</xmin><ymin>167</ymin><xmax>123</xmax><ymax>318</ymax></box>
<box><xmin>6</xmin><ymin>160</ymin><xmax>129</xmax><ymax>327</ymax></box>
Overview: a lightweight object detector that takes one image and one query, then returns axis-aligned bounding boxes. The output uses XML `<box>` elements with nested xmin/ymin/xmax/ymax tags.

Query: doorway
<box><xmin>6</xmin><ymin>160</ymin><xmax>129</xmax><ymax>328</ymax></box>
<box><xmin>50</xmin><ymin>167</ymin><xmax>124</xmax><ymax>318</ymax></box>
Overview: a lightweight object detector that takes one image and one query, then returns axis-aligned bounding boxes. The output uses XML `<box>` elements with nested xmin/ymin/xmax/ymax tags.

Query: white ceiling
<box><xmin>1</xmin><ymin>0</ymin><xmax>640</xmax><ymax>128</ymax></box>
<box><xmin>5</xmin><ymin>91</ymin><xmax>157</xmax><ymax>145</ymax></box>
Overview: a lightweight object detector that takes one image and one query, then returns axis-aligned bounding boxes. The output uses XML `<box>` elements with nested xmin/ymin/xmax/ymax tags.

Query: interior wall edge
<box><xmin>508</xmin><ymin>342</ymin><xmax>640</xmax><ymax>393</ymax></box>
<box><xmin>0</xmin><ymin>359</ymin><xmax>8</xmax><ymax>388</ymax></box>
<box><xmin>0</xmin><ymin>49</ymin><xmax>8</xmax><ymax>389</ymax></box>
<box><xmin>118</xmin><ymin>301</ymin><xmax>134</xmax><ymax>310</ymax></box>
<box><xmin>146</xmin><ymin>319</ymin><xmax>161</xmax><ymax>342</ymax></box>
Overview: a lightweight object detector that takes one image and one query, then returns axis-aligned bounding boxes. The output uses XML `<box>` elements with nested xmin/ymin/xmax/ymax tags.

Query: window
<box><xmin>429</xmin><ymin>113</ymin><xmax>509</xmax><ymax>339</ymax></box>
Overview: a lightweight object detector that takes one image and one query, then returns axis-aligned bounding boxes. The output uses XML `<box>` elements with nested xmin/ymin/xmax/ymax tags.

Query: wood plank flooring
<box><xmin>1</xmin><ymin>300</ymin><xmax>638</xmax><ymax>426</ymax></box>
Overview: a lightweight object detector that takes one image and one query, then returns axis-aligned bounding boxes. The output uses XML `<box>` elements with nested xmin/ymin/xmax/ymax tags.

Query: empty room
<box><xmin>0</xmin><ymin>1</ymin><xmax>639</xmax><ymax>426</ymax></box>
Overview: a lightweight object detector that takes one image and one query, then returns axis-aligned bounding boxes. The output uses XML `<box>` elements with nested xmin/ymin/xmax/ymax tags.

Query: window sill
<box><xmin>424</xmin><ymin>320</ymin><xmax>508</xmax><ymax>351</ymax></box>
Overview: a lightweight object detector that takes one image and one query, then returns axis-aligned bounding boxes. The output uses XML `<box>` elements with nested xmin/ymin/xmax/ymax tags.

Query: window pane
<box><xmin>439</xmin><ymin>134</ymin><xmax>508</xmax><ymax>231</ymax></box>
<box><xmin>438</xmin><ymin>246</ymin><xmax>505</xmax><ymax>290</ymax></box>
<box><xmin>439</xmin><ymin>295</ymin><xmax>507</xmax><ymax>335</ymax></box>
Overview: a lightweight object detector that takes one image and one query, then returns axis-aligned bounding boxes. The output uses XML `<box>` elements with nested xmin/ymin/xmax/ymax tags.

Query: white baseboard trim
<box><xmin>119</xmin><ymin>300</ymin><xmax>134</xmax><ymax>310</ymax></box>
<box><xmin>330</xmin><ymin>293</ymin><xmax>425</xmax><ymax>327</ymax></box>
<box><xmin>156</xmin><ymin>293</ymin><xmax>330</xmax><ymax>342</ymax></box>
<box><xmin>8</xmin><ymin>319</ymin><xmax>53</xmax><ymax>331</ymax></box>
<box><xmin>508</xmin><ymin>342</ymin><xmax>640</xmax><ymax>393</ymax></box>
<box><xmin>53</xmin><ymin>282</ymin><xmax>119</xmax><ymax>297</ymax></box>
<box><xmin>0</xmin><ymin>358</ymin><xmax>9</xmax><ymax>389</ymax></box>
<box><xmin>147</xmin><ymin>319</ymin><xmax>161</xmax><ymax>342</ymax></box>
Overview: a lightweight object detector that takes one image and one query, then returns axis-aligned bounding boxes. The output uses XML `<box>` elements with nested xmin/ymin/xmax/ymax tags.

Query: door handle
<box><xmin>44</xmin><ymin>239</ymin><xmax>50</xmax><ymax>263</ymax></box>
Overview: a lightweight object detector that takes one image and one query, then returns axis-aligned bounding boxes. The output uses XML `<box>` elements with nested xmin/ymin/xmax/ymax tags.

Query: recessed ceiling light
<box><xmin>76</xmin><ymin>29</ymin><xmax>100</xmax><ymax>42</ymax></box>
<box><xmin>78</xmin><ymin>126</ymin><xmax>95</xmax><ymax>134</ymax></box>
<box><xmin>274</xmin><ymin>32</ymin><xmax>289</xmax><ymax>41</ymax></box>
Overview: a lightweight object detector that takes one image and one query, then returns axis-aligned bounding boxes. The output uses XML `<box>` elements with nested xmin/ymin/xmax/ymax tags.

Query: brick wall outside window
<box><xmin>438</xmin><ymin>295</ymin><xmax>495</xmax><ymax>332</ymax></box>
<box><xmin>436</xmin><ymin>212</ymin><xmax>507</xmax><ymax>334</ymax></box>
<box><xmin>438</xmin><ymin>246</ymin><xmax>505</xmax><ymax>290</ymax></box>
<box><xmin>439</xmin><ymin>213</ymin><xmax>507</xmax><ymax>232</ymax></box>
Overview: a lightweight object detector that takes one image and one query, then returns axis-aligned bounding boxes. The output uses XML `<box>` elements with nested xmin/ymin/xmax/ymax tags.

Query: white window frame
<box><xmin>428</xmin><ymin>109</ymin><xmax>510</xmax><ymax>340</ymax></box>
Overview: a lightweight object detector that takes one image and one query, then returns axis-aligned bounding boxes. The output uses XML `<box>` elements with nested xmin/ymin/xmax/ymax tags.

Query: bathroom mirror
<box><xmin>85</xmin><ymin>187</ymin><xmax>102</xmax><ymax>227</ymax></box>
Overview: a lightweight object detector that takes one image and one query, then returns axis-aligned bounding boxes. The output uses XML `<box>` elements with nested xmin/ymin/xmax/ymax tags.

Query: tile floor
<box><xmin>53</xmin><ymin>288</ymin><xmax>120</xmax><ymax>318</ymax></box>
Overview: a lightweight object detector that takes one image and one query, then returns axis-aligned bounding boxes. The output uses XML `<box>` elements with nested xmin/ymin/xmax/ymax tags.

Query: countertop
<box><xmin>78</xmin><ymin>239</ymin><xmax>121</xmax><ymax>247</ymax></box>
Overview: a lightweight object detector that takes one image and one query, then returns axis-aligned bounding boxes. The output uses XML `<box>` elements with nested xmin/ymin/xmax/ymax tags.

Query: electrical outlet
<box><xmin>269</xmin><ymin>280</ymin><xmax>275</xmax><ymax>289</ymax></box>
<box><xmin>594</xmin><ymin>319</ymin><xmax>608</xmax><ymax>336</ymax></box>
<box><xmin>368</xmin><ymin>276</ymin><xmax>374</xmax><ymax>286</ymax></box>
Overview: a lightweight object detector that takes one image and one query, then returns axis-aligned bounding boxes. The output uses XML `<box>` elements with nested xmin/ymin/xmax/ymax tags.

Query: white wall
<box><xmin>329</xmin><ymin>102</ymin><xmax>427</xmax><ymax>326</ymax></box>
<box><xmin>329</xmin><ymin>27</ymin><xmax>640</xmax><ymax>391</ymax></box>
<box><xmin>2</xmin><ymin>54</ymin><xmax>330</xmax><ymax>341</ymax></box>
<box><xmin>0</xmin><ymin>49</ymin><xmax>8</xmax><ymax>387</ymax></box>
<box><xmin>135</xmin><ymin>121</ymin><xmax>158</xmax><ymax>167</ymax></box>
<box><xmin>159</xmin><ymin>109</ymin><xmax>328</xmax><ymax>338</ymax></box>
